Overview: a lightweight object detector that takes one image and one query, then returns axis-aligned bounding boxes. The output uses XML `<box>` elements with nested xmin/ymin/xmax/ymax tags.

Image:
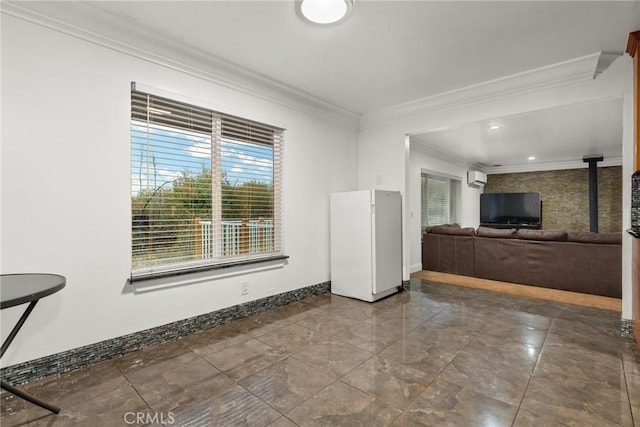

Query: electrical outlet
<box><xmin>241</xmin><ymin>281</ymin><xmax>249</xmax><ymax>295</ymax></box>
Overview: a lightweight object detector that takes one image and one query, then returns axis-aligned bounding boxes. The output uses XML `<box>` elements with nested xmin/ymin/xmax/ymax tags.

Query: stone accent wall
<box><xmin>632</xmin><ymin>172</ymin><xmax>640</xmax><ymax>229</ymax></box>
<box><xmin>484</xmin><ymin>166</ymin><xmax>622</xmax><ymax>232</ymax></box>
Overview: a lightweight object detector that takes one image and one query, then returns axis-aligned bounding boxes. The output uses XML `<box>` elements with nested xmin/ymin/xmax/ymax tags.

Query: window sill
<box><xmin>128</xmin><ymin>255</ymin><xmax>289</xmax><ymax>294</ymax></box>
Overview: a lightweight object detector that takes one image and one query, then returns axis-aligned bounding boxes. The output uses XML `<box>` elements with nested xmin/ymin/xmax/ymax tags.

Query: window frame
<box><xmin>421</xmin><ymin>171</ymin><xmax>461</xmax><ymax>229</ymax></box>
<box><xmin>129</xmin><ymin>85</ymin><xmax>286</xmax><ymax>283</ymax></box>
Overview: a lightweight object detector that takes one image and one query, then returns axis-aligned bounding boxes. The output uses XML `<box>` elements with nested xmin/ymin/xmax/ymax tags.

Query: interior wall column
<box><xmin>625</xmin><ymin>30</ymin><xmax>640</xmax><ymax>346</ymax></box>
<box><xmin>629</xmin><ymin>31</ymin><xmax>640</xmax><ymax>170</ymax></box>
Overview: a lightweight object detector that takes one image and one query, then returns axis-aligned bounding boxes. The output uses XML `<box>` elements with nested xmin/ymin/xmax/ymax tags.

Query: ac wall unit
<box><xmin>467</xmin><ymin>170</ymin><xmax>487</xmax><ymax>186</ymax></box>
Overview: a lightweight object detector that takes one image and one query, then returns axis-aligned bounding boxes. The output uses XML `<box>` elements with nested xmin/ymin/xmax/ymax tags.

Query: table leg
<box><xmin>1</xmin><ymin>300</ymin><xmax>38</xmax><ymax>358</ymax></box>
<box><xmin>1</xmin><ymin>299</ymin><xmax>60</xmax><ymax>414</ymax></box>
<box><xmin>1</xmin><ymin>380</ymin><xmax>60</xmax><ymax>414</ymax></box>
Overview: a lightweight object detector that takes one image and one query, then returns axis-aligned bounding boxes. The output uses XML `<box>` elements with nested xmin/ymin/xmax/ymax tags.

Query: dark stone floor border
<box><xmin>621</xmin><ymin>318</ymin><xmax>633</xmax><ymax>338</ymax></box>
<box><xmin>1</xmin><ymin>281</ymin><xmax>331</xmax><ymax>387</ymax></box>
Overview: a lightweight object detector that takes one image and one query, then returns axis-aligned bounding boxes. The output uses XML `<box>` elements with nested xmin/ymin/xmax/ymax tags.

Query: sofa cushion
<box><xmin>430</xmin><ymin>226</ymin><xmax>476</xmax><ymax>236</ymax></box>
<box><xmin>523</xmin><ymin>240</ymin><xmax>559</xmax><ymax>288</ymax></box>
<box><xmin>425</xmin><ymin>223</ymin><xmax>460</xmax><ymax>233</ymax></box>
<box><xmin>439</xmin><ymin>235</ymin><xmax>475</xmax><ymax>275</ymax></box>
<box><xmin>590</xmin><ymin>244</ymin><xmax>622</xmax><ymax>298</ymax></box>
<box><xmin>476</xmin><ymin>226</ymin><xmax>518</xmax><ymax>238</ymax></box>
<box><xmin>422</xmin><ymin>233</ymin><xmax>440</xmax><ymax>271</ymax></box>
<box><xmin>567</xmin><ymin>232</ymin><xmax>622</xmax><ymax>244</ymax></box>
<box><xmin>517</xmin><ymin>229</ymin><xmax>567</xmax><ymax>242</ymax></box>
<box><xmin>556</xmin><ymin>243</ymin><xmax>591</xmax><ymax>293</ymax></box>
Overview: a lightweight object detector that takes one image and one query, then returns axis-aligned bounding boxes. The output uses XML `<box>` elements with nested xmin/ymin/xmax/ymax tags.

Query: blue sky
<box><xmin>131</xmin><ymin>121</ymin><xmax>274</xmax><ymax>196</ymax></box>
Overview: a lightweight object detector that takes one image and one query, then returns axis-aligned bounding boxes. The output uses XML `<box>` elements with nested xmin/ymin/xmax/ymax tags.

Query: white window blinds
<box><xmin>131</xmin><ymin>90</ymin><xmax>283</xmax><ymax>279</ymax></box>
<box><xmin>421</xmin><ymin>174</ymin><xmax>454</xmax><ymax>228</ymax></box>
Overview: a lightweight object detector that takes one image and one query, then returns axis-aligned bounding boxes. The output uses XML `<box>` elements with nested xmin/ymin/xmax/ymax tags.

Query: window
<box><xmin>421</xmin><ymin>173</ymin><xmax>460</xmax><ymax>229</ymax></box>
<box><xmin>131</xmin><ymin>90</ymin><xmax>284</xmax><ymax>280</ymax></box>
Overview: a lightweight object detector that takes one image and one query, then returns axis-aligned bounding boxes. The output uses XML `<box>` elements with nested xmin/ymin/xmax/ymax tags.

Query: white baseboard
<box><xmin>410</xmin><ymin>263</ymin><xmax>423</xmax><ymax>274</ymax></box>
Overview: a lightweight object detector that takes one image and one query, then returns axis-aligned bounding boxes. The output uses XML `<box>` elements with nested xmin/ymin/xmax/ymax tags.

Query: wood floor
<box><xmin>411</xmin><ymin>270</ymin><xmax>622</xmax><ymax>312</ymax></box>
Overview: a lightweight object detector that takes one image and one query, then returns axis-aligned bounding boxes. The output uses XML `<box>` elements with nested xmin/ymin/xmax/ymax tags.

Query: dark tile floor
<box><xmin>2</xmin><ymin>279</ymin><xmax>640</xmax><ymax>426</ymax></box>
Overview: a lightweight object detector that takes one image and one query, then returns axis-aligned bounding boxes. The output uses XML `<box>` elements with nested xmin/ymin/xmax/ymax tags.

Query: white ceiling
<box><xmin>6</xmin><ymin>0</ymin><xmax>640</xmax><ymax>169</ymax></box>
<box><xmin>12</xmin><ymin>1</ymin><xmax>639</xmax><ymax>114</ymax></box>
<box><xmin>411</xmin><ymin>97</ymin><xmax>624</xmax><ymax>171</ymax></box>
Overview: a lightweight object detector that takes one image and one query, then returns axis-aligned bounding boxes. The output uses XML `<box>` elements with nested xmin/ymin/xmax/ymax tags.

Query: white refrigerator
<box><xmin>330</xmin><ymin>189</ymin><xmax>402</xmax><ymax>302</ymax></box>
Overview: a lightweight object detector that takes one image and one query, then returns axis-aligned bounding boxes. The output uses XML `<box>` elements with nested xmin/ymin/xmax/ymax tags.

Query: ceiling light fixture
<box><xmin>489</xmin><ymin>125</ymin><xmax>500</xmax><ymax>130</ymax></box>
<box><xmin>528</xmin><ymin>156</ymin><xmax>536</xmax><ymax>161</ymax></box>
<box><xmin>297</xmin><ymin>0</ymin><xmax>354</xmax><ymax>25</ymax></box>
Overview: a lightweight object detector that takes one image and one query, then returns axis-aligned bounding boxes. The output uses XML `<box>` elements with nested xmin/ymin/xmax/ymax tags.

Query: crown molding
<box><xmin>595</xmin><ymin>52</ymin><xmax>624</xmax><ymax>78</ymax></box>
<box><xmin>1</xmin><ymin>2</ymin><xmax>360</xmax><ymax>128</ymax></box>
<box><xmin>484</xmin><ymin>157</ymin><xmax>623</xmax><ymax>175</ymax></box>
<box><xmin>411</xmin><ymin>138</ymin><xmax>623</xmax><ymax>176</ymax></box>
<box><xmin>360</xmin><ymin>52</ymin><xmax>619</xmax><ymax>131</ymax></box>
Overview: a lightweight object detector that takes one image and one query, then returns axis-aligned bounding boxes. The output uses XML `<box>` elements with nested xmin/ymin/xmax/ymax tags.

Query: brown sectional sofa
<box><xmin>422</xmin><ymin>225</ymin><xmax>622</xmax><ymax>298</ymax></box>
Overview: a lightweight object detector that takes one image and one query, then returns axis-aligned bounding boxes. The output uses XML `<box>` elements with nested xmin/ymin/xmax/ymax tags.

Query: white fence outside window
<box><xmin>198</xmin><ymin>220</ymin><xmax>274</xmax><ymax>258</ymax></box>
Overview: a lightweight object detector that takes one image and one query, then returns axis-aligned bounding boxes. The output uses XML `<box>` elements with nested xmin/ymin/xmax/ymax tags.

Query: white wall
<box><xmin>359</xmin><ymin>55</ymin><xmax>634</xmax><ymax>318</ymax></box>
<box><xmin>0</xmin><ymin>15</ymin><xmax>358</xmax><ymax>366</ymax></box>
<box><xmin>356</xmin><ymin>126</ymin><xmax>482</xmax><ymax>279</ymax></box>
<box><xmin>357</xmin><ymin>127</ymin><xmax>411</xmax><ymax>280</ymax></box>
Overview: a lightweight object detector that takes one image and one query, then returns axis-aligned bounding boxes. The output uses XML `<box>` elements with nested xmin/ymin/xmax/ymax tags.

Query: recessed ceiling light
<box><xmin>528</xmin><ymin>156</ymin><xmax>536</xmax><ymax>161</ymax></box>
<box><xmin>489</xmin><ymin>125</ymin><xmax>500</xmax><ymax>130</ymax></box>
<box><xmin>297</xmin><ymin>0</ymin><xmax>353</xmax><ymax>25</ymax></box>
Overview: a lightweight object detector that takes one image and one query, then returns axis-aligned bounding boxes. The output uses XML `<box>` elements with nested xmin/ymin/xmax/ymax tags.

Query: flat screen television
<box><xmin>480</xmin><ymin>192</ymin><xmax>541</xmax><ymax>227</ymax></box>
